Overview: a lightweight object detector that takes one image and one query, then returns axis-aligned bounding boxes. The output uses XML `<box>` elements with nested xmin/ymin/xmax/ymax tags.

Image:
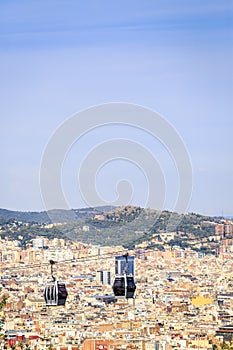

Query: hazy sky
<box><xmin>0</xmin><ymin>0</ymin><xmax>232</xmax><ymax>216</ymax></box>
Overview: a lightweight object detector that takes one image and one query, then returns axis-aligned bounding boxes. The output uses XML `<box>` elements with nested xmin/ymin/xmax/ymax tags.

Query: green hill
<box><xmin>0</xmin><ymin>207</ymin><xmax>113</xmax><ymax>224</ymax></box>
<box><xmin>0</xmin><ymin>206</ymin><xmax>227</xmax><ymax>254</ymax></box>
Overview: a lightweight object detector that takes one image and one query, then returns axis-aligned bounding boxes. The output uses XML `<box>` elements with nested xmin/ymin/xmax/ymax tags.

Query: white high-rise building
<box><xmin>96</xmin><ymin>270</ymin><xmax>111</xmax><ymax>285</ymax></box>
<box><xmin>32</xmin><ymin>238</ymin><xmax>44</xmax><ymax>249</ymax></box>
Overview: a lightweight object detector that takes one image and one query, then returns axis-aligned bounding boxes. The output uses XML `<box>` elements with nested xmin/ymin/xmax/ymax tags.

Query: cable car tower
<box><xmin>44</xmin><ymin>260</ymin><xmax>68</xmax><ymax>306</ymax></box>
<box><xmin>112</xmin><ymin>253</ymin><xmax>136</xmax><ymax>299</ymax></box>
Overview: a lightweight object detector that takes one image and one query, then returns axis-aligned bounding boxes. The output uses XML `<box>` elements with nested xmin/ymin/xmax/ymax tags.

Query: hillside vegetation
<box><xmin>0</xmin><ymin>206</ymin><xmax>226</xmax><ymax>254</ymax></box>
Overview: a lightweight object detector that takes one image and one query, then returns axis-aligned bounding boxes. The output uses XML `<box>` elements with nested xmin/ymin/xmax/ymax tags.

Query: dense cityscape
<box><xmin>1</xmin><ymin>211</ymin><xmax>233</xmax><ymax>350</ymax></box>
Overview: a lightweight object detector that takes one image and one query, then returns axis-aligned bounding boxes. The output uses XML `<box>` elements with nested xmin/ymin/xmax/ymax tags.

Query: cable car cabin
<box><xmin>44</xmin><ymin>281</ymin><xmax>68</xmax><ymax>306</ymax></box>
<box><xmin>113</xmin><ymin>274</ymin><xmax>136</xmax><ymax>299</ymax></box>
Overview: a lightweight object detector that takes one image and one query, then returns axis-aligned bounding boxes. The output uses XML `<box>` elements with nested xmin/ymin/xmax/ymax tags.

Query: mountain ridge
<box><xmin>0</xmin><ymin>206</ymin><xmax>115</xmax><ymax>224</ymax></box>
<box><xmin>0</xmin><ymin>206</ymin><xmax>230</xmax><ymax>253</ymax></box>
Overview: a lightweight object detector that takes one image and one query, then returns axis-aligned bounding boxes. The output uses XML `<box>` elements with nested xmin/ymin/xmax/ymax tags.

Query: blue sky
<box><xmin>0</xmin><ymin>0</ymin><xmax>232</xmax><ymax>216</ymax></box>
